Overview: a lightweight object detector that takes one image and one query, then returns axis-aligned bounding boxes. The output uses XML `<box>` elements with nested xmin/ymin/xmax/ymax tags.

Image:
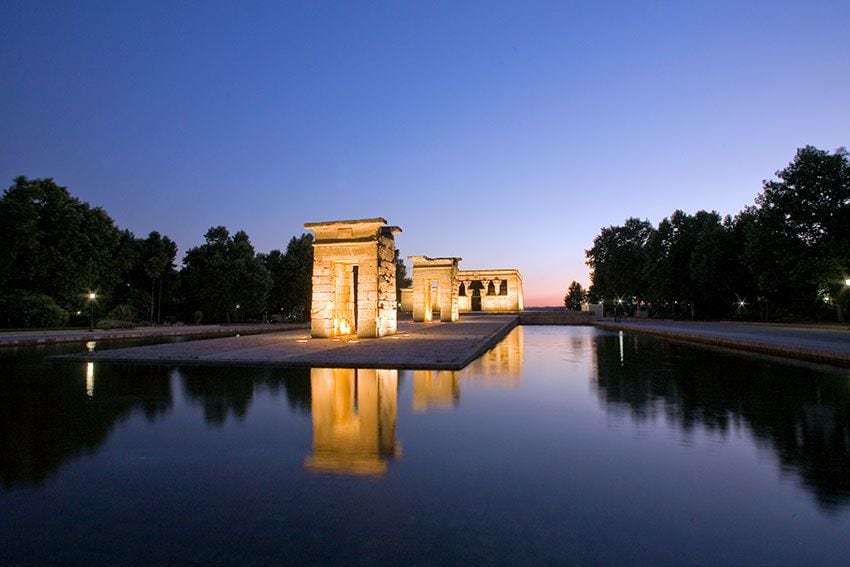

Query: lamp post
<box><xmin>88</xmin><ymin>292</ymin><xmax>96</xmax><ymax>332</ymax></box>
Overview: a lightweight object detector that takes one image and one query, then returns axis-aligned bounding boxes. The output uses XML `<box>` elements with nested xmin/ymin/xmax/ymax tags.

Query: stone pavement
<box><xmin>51</xmin><ymin>315</ymin><xmax>519</xmax><ymax>370</ymax></box>
<box><xmin>596</xmin><ymin>319</ymin><xmax>850</xmax><ymax>368</ymax></box>
<box><xmin>0</xmin><ymin>323</ymin><xmax>307</xmax><ymax>347</ymax></box>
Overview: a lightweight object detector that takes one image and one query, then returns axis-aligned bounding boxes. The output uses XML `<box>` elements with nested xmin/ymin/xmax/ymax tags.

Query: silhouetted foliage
<box><xmin>395</xmin><ymin>248</ymin><xmax>411</xmax><ymax>298</ymax></box>
<box><xmin>182</xmin><ymin>227</ymin><xmax>272</xmax><ymax>323</ymax></box>
<box><xmin>564</xmin><ymin>281</ymin><xmax>586</xmax><ymax>310</ymax></box>
<box><xmin>0</xmin><ymin>177</ymin><xmax>122</xmax><ymax>313</ymax></box>
<box><xmin>586</xmin><ymin>146</ymin><xmax>849</xmax><ymax>321</ymax></box>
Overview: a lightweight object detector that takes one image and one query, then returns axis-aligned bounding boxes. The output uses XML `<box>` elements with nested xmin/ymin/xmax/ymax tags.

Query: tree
<box><xmin>183</xmin><ymin>227</ymin><xmax>271</xmax><ymax>322</ymax></box>
<box><xmin>586</xmin><ymin>218</ymin><xmax>655</xmax><ymax>304</ymax></box>
<box><xmin>280</xmin><ymin>234</ymin><xmax>313</xmax><ymax>321</ymax></box>
<box><xmin>747</xmin><ymin>146</ymin><xmax>850</xmax><ymax>319</ymax></box>
<box><xmin>139</xmin><ymin>231</ymin><xmax>177</xmax><ymax>323</ymax></box>
<box><xmin>643</xmin><ymin>210</ymin><xmax>729</xmax><ymax>318</ymax></box>
<box><xmin>564</xmin><ymin>281</ymin><xmax>586</xmax><ymax>310</ymax></box>
<box><xmin>395</xmin><ymin>248</ymin><xmax>411</xmax><ymax>298</ymax></box>
<box><xmin>0</xmin><ymin>176</ymin><xmax>122</xmax><ymax>310</ymax></box>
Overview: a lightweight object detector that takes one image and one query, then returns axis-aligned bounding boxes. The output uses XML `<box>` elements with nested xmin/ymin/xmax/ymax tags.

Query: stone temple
<box><xmin>401</xmin><ymin>266</ymin><xmax>523</xmax><ymax>319</ymax></box>
<box><xmin>305</xmin><ymin>217</ymin><xmax>524</xmax><ymax>336</ymax></box>
<box><xmin>304</xmin><ymin>218</ymin><xmax>400</xmax><ymax>338</ymax></box>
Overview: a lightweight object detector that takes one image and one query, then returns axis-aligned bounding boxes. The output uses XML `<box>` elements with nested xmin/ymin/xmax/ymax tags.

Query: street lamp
<box><xmin>845</xmin><ymin>278</ymin><xmax>850</xmax><ymax>287</ymax></box>
<box><xmin>88</xmin><ymin>292</ymin><xmax>96</xmax><ymax>332</ymax></box>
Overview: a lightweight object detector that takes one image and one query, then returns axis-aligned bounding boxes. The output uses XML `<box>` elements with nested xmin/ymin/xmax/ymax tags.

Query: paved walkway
<box><xmin>51</xmin><ymin>315</ymin><xmax>519</xmax><ymax>370</ymax></box>
<box><xmin>0</xmin><ymin>323</ymin><xmax>307</xmax><ymax>347</ymax></box>
<box><xmin>595</xmin><ymin>319</ymin><xmax>850</xmax><ymax>367</ymax></box>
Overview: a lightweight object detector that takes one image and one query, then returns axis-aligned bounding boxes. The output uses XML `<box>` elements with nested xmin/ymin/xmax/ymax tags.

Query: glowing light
<box><xmin>296</xmin><ymin>339</ymin><xmax>308</xmax><ymax>343</ymax></box>
<box><xmin>86</xmin><ymin>362</ymin><xmax>94</xmax><ymax>398</ymax></box>
<box><xmin>86</xmin><ymin>341</ymin><xmax>96</xmax><ymax>352</ymax></box>
<box><xmin>88</xmin><ymin>292</ymin><xmax>96</xmax><ymax>300</ymax></box>
<box><xmin>846</xmin><ymin>279</ymin><xmax>850</xmax><ymax>287</ymax></box>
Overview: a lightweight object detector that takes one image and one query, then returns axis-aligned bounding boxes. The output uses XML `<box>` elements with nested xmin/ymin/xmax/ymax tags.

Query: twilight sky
<box><xmin>2</xmin><ymin>1</ymin><xmax>849</xmax><ymax>306</ymax></box>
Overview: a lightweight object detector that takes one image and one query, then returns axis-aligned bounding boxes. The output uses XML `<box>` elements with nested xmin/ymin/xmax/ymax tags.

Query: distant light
<box><xmin>845</xmin><ymin>278</ymin><xmax>850</xmax><ymax>287</ymax></box>
<box><xmin>76</xmin><ymin>311</ymin><xmax>82</xmax><ymax>315</ymax></box>
<box><xmin>739</xmin><ymin>301</ymin><xmax>746</xmax><ymax>307</ymax></box>
<box><xmin>88</xmin><ymin>292</ymin><xmax>96</xmax><ymax>300</ymax></box>
<box><xmin>236</xmin><ymin>304</ymin><xmax>240</xmax><ymax>309</ymax></box>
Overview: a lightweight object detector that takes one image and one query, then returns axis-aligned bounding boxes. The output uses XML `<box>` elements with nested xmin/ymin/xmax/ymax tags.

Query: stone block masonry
<box><xmin>305</xmin><ymin>218</ymin><xmax>401</xmax><ymax>339</ymax></box>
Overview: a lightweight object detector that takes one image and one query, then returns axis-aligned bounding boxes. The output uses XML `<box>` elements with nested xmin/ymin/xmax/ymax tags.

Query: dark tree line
<box><xmin>0</xmin><ymin>176</ymin><xmax>316</xmax><ymax>327</ymax></box>
<box><xmin>585</xmin><ymin>146</ymin><xmax>850</xmax><ymax>321</ymax></box>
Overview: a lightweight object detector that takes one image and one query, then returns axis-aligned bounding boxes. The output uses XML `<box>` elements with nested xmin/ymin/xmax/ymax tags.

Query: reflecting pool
<box><xmin>2</xmin><ymin>327</ymin><xmax>850</xmax><ymax>564</ymax></box>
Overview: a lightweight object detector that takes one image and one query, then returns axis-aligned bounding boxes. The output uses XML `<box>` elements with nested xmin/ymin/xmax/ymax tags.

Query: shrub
<box><xmin>0</xmin><ymin>291</ymin><xmax>69</xmax><ymax>328</ymax></box>
<box><xmin>107</xmin><ymin>304</ymin><xmax>137</xmax><ymax>322</ymax></box>
<box><xmin>95</xmin><ymin>318</ymin><xmax>135</xmax><ymax>330</ymax></box>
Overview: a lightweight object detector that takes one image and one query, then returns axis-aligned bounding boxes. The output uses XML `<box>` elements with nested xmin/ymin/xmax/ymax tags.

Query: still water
<box><xmin>2</xmin><ymin>327</ymin><xmax>850</xmax><ymax>564</ymax></box>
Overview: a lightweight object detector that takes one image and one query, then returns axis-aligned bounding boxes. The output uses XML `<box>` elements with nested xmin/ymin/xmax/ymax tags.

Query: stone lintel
<box><xmin>409</xmin><ymin>256</ymin><xmax>462</xmax><ymax>268</ymax></box>
<box><xmin>305</xmin><ymin>217</ymin><xmax>388</xmax><ymax>228</ymax></box>
<box><xmin>459</xmin><ymin>268</ymin><xmax>522</xmax><ymax>282</ymax></box>
<box><xmin>305</xmin><ymin>218</ymin><xmax>398</xmax><ymax>242</ymax></box>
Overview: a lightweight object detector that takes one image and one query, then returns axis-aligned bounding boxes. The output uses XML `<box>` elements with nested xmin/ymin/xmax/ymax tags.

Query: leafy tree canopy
<box><xmin>0</xmin><ymin>176</ymin><xmax>122</xmax><ymax>308</ymax></box>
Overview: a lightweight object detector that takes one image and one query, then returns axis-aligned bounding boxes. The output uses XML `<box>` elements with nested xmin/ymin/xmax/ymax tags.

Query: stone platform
<box><xmin>51</xmin><ymin>315</ymin><xmax>519</xmax><ymax>371</ymax></box>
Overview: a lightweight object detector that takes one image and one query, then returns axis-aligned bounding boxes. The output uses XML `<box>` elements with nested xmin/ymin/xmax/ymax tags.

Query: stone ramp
<box><xmin>51</xmin><ymin>315</ymin><xmax>519</xmax><ymax>370</ymax></box>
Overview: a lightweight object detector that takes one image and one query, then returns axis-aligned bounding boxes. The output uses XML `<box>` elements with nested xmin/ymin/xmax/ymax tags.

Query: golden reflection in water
<box><xmin>459</xmin><ymin>326</ymin><xmax>524</xmax><ymax>386</ymax></box>
<box><xmin>412</xmin><ymin>370</ymin><xmax>459</xmax><ymax>412</ymax></box>
<box><xmin>305</xmin><ymin>368</ymin><xmax>400</xmax><ymax>476</ymax></box>
<box><xmin>85</xmin><ymin>362</ymin><xmax>95</xmax><ymax>398</ymax></box>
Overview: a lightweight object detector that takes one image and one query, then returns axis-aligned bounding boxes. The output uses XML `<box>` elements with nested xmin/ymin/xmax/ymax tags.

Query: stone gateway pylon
<box><xmin>304</xmin><ymin>218</ymin><xmax>401</xmax><ymax>338</ymax></box>
<box><xmin>409</xmin><ymin>256</ymin><xmax>461</xmax><ymax>322</ymax></box>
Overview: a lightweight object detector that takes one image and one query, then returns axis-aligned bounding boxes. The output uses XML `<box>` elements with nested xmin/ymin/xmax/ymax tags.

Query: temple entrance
<box><xmin>333</xmin><ymin>263</ymin><xmax>358</xmax><ymax>335</ymax></box>
<box><xmin>471</xmin><ymin>281</ymin><xmax>482</xmax><ymax>311</ymax></box>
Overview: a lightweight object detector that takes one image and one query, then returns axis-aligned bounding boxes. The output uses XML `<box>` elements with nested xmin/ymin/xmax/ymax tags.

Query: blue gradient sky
<box><xmin>2</xmin><ymin>1</ymin><xmax>849</xmax><ymax>305</ymax></box>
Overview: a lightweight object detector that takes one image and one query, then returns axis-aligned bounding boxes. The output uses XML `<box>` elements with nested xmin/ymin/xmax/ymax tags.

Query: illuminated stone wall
<box><xmin>305</xmin><ymin>368</ymin><xmax>399</xmax><ymax>476</ymax></box>
<box><xmin>458</xmin><ymin>269</ymin><xmax>524</xmax><ymax>312</ymax></box>
<box><xmin>410</xmin><ymin>256</ymin><xmax>461</xmax><ymax>322</ymax></box>
<box><xmin>304</xmin><ymin>218</ymin><xmax>400</xmax><ymax>338</ymax></box>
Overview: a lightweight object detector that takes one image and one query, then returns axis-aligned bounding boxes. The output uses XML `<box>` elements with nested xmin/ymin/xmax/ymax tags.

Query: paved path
<box><xmin>595</xmin><ymin>319</ymin><xmax>850</xmax><ymax>367</ymax></box>
<box><xmin>51</xmin><ymin>315</ymin><xmax>519</xmax><ymax>370</ymax></box>
<box><xmin>0</xmin><ymin>323</ymin><xmax>307</xmax><ymax>347</ymax></box>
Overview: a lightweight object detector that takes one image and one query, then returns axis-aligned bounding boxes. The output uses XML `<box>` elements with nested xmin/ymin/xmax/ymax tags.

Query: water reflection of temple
<box><xmin>410</xmin><ymin>327</ymin><xmax>525</xmax><ymax>414</ymax></box>
<box><xmin>459</xmin><ymin>326</ymin><xmax>524</xmax><ymax>386</ymax></box>
<box><xmin>305</xmin><ymin>368</ymin><xmax>400</xmax><ymax>476</ymax></box>
<box><xmin>412</xmin><ymin>370</ymin><xmax>459</xmax><ymax>412</ymax></box>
